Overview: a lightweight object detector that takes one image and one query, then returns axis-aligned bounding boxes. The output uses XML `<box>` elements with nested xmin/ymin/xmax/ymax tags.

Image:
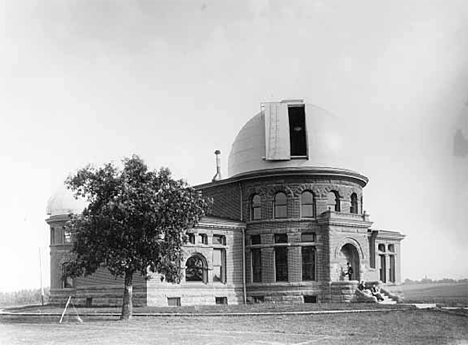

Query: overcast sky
<box><xmin>0</xmin><ymin>0</ymin><xmax>467</xmax><ymax>292</ymax></box>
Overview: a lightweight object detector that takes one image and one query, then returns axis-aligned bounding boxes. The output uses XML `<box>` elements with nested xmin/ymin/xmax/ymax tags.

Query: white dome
<box><xmin>46</xmin><ymin>186</ymin><xmax>87</xmax><ymax>216</ymax></box>
<box><xmin>228</xmin><ymin>102</ymin><xmax>357</xmax><ymax>177</ymax></box>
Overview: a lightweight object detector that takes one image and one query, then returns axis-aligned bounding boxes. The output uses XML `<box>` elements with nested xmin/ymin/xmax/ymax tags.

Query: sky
<box><xmin>0</xmin><ymin>0</ymin><xmax>467</xmax><ymax>292</ymax></box>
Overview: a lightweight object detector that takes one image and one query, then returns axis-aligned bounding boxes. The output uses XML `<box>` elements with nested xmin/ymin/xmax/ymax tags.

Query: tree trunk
<box><xmin>120</xmin><ymin>270</ymin><xmax>133</xmax><ymax>320</ymax></box>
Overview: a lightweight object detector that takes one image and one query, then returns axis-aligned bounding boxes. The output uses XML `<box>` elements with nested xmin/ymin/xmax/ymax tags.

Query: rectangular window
<box><xmin>302</xmin><ymin>247</ymin><xmax>316</xmax><ymax>281</ymax></box>
<box><xmin>167</xmin><ymin>297</ymin><xmax>181</xmax><ymax>306</ymax></box>
<box><xmin>187</xmin><ymin>233</ymin><xmax>195</xmax><ymax>244</ymax></box>
<box><xmin>275</xmin><ymin>247</ymin><xmax>288</xmax><ymax>282</ymax></box>
<box><xmin>379</xmin><ymin>254</ymin><xmax>386</xmax><ymax>283</ymax></box>
<box><xmin>251</xmin><ymin>248</ymin><xmax>262</xmax><ymax>283</ymax></box>
<box><xmin>213</xmin><ymin>249</ymin><xmax>226</xmax><ymax>283</ymax></box>
<box><xmin>253</xmin><ymin>296</ymin><xmax>264</xmax><ymax>303</ymax></box>
<box><xmin>288</xmin><ymin>106</ymin><xmax>307</xmax><ymax>157</ymax></box>
<box><xmin>215</xmin><ymin>297</ymin><xmax>228</xmax><ymax>305</ymax></box>
<box><xmin>389</xmin><ymin>255</ymin><xmax>396</xmax><ymax>283</ymax></box>
<box><xmin>301</xmin><ymin>204</ymin><xmax>314</xmax><ymax>218</ymax></box>
<box><xmin>301</xmin><ymin>232</ymin><xmax>316</xmax><ymax>242</ymax></box>
<box><xmin>199</xmin><ymin>233</ymin><xmax>208</xmax><ymax>245</ymax></box>
<box><xmin>63</xmin><ymin>227</ymin><xmax>72</xmax><ymax>243</ymax></box>
<box><xmin>212</xmin><ymin>234</ymin><xmax>226</xmax><ymax>245</ymax></box>
<box><xmin>275</xmin><ymin>234</ymin><xmax>288</xmax><ymax>243</ymax></box>
<box><xmin>251</xmin><ymin>235</ymin><xmax>261</xmax><ymax>245</ymax></box>
<box><xmin>303</xmin><ymin>295</ymin><xmax>317</xmax><ymax>303</ymax></box>
<box><xmin>274</xmin><ymin>204</ymin><xmax>287</xmax><ymax>218</ymax></box>
<box><xmin>252</xmin><ymin>207</ymin><xmax>261</xmax><ymax>220</ymax></box>
<box><xmin>62</xmin><ymin>266</ymin><xmax>74</xmax><ymax>288</ymax></box>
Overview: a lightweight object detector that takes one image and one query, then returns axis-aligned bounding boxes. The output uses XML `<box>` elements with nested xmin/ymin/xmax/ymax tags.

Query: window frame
<box><xmin>274</xmin><ymin>234</ymin><xmax>288</xmax><ymax>243</ymax></box>
<box><xmin>251</xmin><ymin>235</ymin><xmax>261</xmax><ymax>245</ymax></box>
<box><xmin>199</xmin><ymin>233</ymin><xmax>208</xmax><ymax>245</ymax></box>
<box><xmin>185</xmin><ymin>254</ymin><xmax>208</xmax><ymax>283</ymax></box>
<box><xmin>61</xmin><ymin>264</ymin><xmax>74</xmax><ymax>289</ymax></box>
<box><xmin>251</xmin><ymin>194</ymin><xmax>262</xmax><ymax>221</ymax></box>
<box><xmin>273</xmin><ymin>192</ymin><xmax>288</xmax><ymax>219</ymax></box>
<box><xmin>275</xmin><ymin>247</ymin><xmax>288</xmax><ymax>282</ymax></box>
<box><xmin>288</xmin><ymin>105</ymin><xmax>308</xmax><ymax>158</ymax></box>
<box><xmin>350</xmin><ymin>193</ymin><xmax>358</xmax><ymax>214</ymax></box>
<box><xmin>300</xmin><ymin>191</ymin><xmax>316</xmax><ymax>218</ymax></box>
<box><xmin>301</xmin><ymin>246</ymin><xmax>316</xmax><ymax>281</ymax></box>
<box><xmin>251</xmin><ymin>248</ymin><xmax>262</xmax><ymax>283</ymax></box>
<box><xmin>212</xmin><ymin>248</ymin><xmax>226</xmax><ymax>283</ymax></box>
<box><xmin>187</xmin><ymin>233</ymin><xmax>196</xmax><ymax>244</ymax></box>
<box><xmin>327</xmin><ymin>191</ymin><xmax>341</xmax><ymax>212</ymax></box>
<box><xmin>212</xmin><ymin>234</ymin><xmax>226</xmax><ymax>245</ymax></box>
<box><xmin>301</xmin><ymin>232</ymin><xmax>316</xmax><ymax>242</ymax></box>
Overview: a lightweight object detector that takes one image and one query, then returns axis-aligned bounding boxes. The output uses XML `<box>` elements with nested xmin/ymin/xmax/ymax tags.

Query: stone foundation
<box><xmin>49</xmin><ymin>284</ymin><xmax>147</xmax><ymax>307</ymax></box>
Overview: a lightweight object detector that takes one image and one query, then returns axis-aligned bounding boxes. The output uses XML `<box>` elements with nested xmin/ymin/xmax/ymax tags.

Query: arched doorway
<box><xmin>340</xmin><ymin>243</ymin><xmax>360</xmax><ymax>281</ymax></box>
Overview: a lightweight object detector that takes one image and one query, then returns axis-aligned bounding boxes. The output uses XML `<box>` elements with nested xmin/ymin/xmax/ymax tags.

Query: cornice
<box><xmin>195</xmin><ymin>167</ymin><xmax>369</xmax><ymax>189</ymax></box>
<box><xmin>196</xmin><ymin>222</ymin><xmax>245</xmax><ymax>231</ymax></box>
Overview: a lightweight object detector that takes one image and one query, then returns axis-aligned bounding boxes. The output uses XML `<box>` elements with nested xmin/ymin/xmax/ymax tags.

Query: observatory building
<box><xmin>46</xmin><ymin>100</ymin><xmax>405</xmax><ymax>306</ymax></box>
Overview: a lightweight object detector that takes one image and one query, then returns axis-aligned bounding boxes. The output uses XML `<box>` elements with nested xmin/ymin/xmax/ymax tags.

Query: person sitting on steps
<box><xmin>371</xmin><ymin>284</ymin><xmax>384</xmax><ymax>301</ymax></box>
<box><xmin>358</xmin><ymin>280</ymin><xmax>372</xmax><ymax>296</ymax></box>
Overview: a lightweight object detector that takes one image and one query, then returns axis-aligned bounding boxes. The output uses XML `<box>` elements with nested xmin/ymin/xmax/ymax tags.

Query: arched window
<box><xmin>301</xmin><ymin>191</ymin><xmax>316</xmax><ymax>218</ymax></box>
<box><xmin>378</xmin><ymin>244</ymin><xmax>386</xmax><ymax>252</ymax></box>
<box><xmin>350</xmin><ymin>193</ymin><xmax>358</xmax><ymax>214</ymax></box>
<box><xmin>388</xmin><ymin>244</ymin><xmax>395</xmax><ymax>252</ymax></box>
<box><xmin>274</xmin><ymin>192</ymin><xmax>287</xmax><ymax>219</ymax></box>
<box><xmin>326</xmin><ymin>191</ymin><xmax>340</xmax><ymax>212</ymax></box>
<box><xmin>251</xmin><ymin>194</ymin><xmax>261</xmax><ymax>220</ymax></box>
<box><xmin>185</xmin><ymin>254</ymin><xmax>208</xmax><ymax>283</ymax></box>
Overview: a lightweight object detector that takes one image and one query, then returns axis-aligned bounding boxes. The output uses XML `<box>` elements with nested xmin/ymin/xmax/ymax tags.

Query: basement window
<box><xmin>303</xmin><ymin>295</ymin><xmax>317</xmax><ymax>303</ymax></box>
<box><xmin>288</xmin><ymin>106</ymin><xmax>307</xmax><ymax>157</ymax></box>
<box><xmin>167</xmin><ymin>297</ymin><xmax>181</xmax><ymax>306</ymax></box>
<box><xmin>215</xmin><ymin>297</ymin><xmax>228</xmax><ymax>305</ymax></box>
<box><xmin>252</xmin><ymin>296</ymin><xmax>264</xmax><ymax>303</ymax></box>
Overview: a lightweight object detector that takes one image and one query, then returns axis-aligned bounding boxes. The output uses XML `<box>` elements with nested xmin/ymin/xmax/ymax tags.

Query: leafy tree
<box><xmin>63</xmin><ymin>155</ymin><xmax>210</xmax><ymax>320</ymax></box>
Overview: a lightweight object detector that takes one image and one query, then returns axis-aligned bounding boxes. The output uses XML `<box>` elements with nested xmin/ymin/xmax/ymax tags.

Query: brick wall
<box><xmin>198</xmin><ymin>182</ymin><xmax>242</xmax><ymax>220</ymax></box>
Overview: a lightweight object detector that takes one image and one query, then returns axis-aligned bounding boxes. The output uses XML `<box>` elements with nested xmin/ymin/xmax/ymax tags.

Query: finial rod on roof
<box><xmin>212</xmin><ymin>150</ymin><xmax>222</xmax><ymax>182</ymax></box>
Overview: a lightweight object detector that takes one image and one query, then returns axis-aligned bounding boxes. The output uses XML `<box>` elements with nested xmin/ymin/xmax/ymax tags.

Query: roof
<box><xmin>46</xmin><ymin>186</ymin><xmax>87</xmax><ymax>216</ymax></box>
<box><xmin>228</xmin><ymin>101</ymin><xmax>361</xmax><ymax>178</ymax></box>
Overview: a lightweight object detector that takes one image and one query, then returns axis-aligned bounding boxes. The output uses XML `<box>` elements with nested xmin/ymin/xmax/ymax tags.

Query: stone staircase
<box><xmin>353</xmin><ymin>285</ymin><xmax>401</xmax><ymax>304</ymax></box>
<box><xmin>378</xmin><ymin>291</ymin><xmax>397</xmax><ymax>305</ymax></box>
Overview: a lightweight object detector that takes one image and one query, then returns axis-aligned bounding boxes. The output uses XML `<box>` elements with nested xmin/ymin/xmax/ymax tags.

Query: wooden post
<box><xmin>59</xmin><ymin>296</ymin><xmax>72</xmax><ymax>323</ymax></box>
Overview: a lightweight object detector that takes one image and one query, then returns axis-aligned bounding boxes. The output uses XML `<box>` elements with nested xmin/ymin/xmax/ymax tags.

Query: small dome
<box><xmin>228</xmin><ymin>102</ymin><xmax>358</xmax><ymax>177</ymax></box>
<box><xmin>46</xmin><ymin>186</ymin><xmax>87</xmax><ymax>216</ymax></box>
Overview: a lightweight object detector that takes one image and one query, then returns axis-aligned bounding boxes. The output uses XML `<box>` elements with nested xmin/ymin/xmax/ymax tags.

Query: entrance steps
<box><xmin>353</xmin><ymin>285</ymin><xmax>400</xmax><ymax>304</ymax></box>
<box><xmin>378</xmin><ymin>294</ymin><xmax>397</xmax><ymax>305</ymax></box>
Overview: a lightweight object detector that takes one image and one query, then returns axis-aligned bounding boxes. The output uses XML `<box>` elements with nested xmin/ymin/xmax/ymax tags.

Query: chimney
<box><xmin>212</xmin><ymin>150</ymin><xmax>222</xmax><ymax>182</ymax></box>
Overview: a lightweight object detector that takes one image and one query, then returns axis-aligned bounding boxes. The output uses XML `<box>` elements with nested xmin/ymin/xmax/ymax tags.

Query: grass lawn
<box><xmin>1</xmin><ymin>309</ymin><xmax>467</xmax><ymax>345</ymax></box>
<box><xmin>2</xmin><ymin>302</ymin><xmax>407</xmax><ymax>316</ymax></box>
<box><xmin>400</xmin><ymin>282</ymin><xmax>468</xmax><ymax>306</ymax></box>
<box><xmin>2</xmin><ymin>283</ymin><xmax>467</xmax><ymax>344</ymax></box>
